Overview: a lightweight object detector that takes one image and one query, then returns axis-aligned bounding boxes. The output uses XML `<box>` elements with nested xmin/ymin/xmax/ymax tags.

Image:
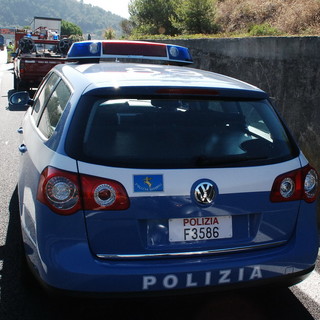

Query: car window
<box><xmin>67</xmin><ymin>97</ymin><xmax>297</xmax><ymax>169</ymax></box>
<box><xmin>32</xmin><ymin>72</ymin><xmax>60</xmax><ymax>123</ymax></box>
<box><xmin>34</xmin><ymin>43</ymin><xmax>58</xmax><ymax>55</ymax></box>
<box><xmin>37</xmin><ymin>80</ymin><xmax>71</xmax><ymax>139</ymax></box>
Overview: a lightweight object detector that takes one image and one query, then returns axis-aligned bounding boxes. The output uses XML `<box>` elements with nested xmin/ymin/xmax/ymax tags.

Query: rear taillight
<box><xmin>37</xmin><ymin>167</ymin><xmax>81</xmax><ymax>215</ymax></box>
<box><xmin>270</xmin><ymin>165</ymin><xmax>319</xmax><ymax>203</ymax></box>
<box><xmin>37</xmin><ymin>167</ymin><xmax>130</xmax><ymax>215</ymax></box>
<box><xmin>80</xmin><ymin>175</ymin><xmax>130</xmax><ymax>211</ymax></box>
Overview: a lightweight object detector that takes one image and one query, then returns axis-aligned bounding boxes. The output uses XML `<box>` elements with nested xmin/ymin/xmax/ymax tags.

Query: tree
<box><xmin>174</xmin><ymin>0</ymin><xmax>219</xmax><ymax>34</ymax></box>
<box><xmin>104</xmin><ymin>28</ymin><xmax>116</xmax><ymax>40</ymax></box>
<box><xmin>129</xmin><ymin>0</ymin><xmax>179</xmax><ymax>35</ymax></box>
<box><xmin>120</xmin><ymin>19</ymin><xmax>134</xmax><ymax>36</ymax></box>
<box><xmin>61</xmin><ymin>20</ymin><xmax>83</xmax><ymax>37</ymax></box>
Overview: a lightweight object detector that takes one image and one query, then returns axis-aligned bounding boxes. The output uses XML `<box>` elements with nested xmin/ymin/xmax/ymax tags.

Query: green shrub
<box><xmin>249</xmin><ymin>23</ymin><xmax>279</xmax><ymax>36</ymax></box>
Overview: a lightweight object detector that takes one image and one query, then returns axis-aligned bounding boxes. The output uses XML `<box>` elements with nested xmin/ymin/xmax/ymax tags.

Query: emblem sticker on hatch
<box><xmin>134</xmin><ymin>175</ymin><xmax>164</xmax><ymax>192</ymax></box>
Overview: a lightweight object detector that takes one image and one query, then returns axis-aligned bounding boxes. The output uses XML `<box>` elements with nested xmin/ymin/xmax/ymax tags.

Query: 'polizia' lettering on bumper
<box><xmin>142</xmin><ymin>266</ymin><xmax>262</xmax><ymax>290</ymax></box>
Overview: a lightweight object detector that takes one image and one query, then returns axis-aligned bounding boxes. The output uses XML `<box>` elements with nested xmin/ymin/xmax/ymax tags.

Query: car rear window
<box><xmin>66</xmin><ymin>97</ymin><xmax>298</xmax><ymax>168</ymax></box>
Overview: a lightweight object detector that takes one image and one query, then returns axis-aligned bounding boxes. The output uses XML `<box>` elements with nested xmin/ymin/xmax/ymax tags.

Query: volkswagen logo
<box><xmin>194</xmin><ymin>182</ymin><xmax>215</xmax><ymax>205</ymax></box>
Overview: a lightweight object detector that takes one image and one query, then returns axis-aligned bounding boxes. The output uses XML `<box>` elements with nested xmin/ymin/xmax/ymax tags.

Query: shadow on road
<box><xmin>0</xmin><ymin>187</ymin><xmax>315</xmax><ymax>320</ymax></box>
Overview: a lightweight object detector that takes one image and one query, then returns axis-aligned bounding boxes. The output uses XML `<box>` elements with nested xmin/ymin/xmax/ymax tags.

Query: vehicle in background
<box><xmin>12</xmin><ymin>17</ymin><xmax>72</xmax><ymax>91</ymax></box>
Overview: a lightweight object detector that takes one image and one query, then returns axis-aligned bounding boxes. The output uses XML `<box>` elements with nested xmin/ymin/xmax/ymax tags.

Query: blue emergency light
<box><xmin>67</xmin><ymin>40</ymin><xmax>193</xmax><ymax>64</ymax></box>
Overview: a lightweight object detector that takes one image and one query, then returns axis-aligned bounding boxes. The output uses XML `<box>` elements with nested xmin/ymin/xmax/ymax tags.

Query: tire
<box><xmin>19</xmin><ymin>37</ymin><xmax>35</xmax><ymax>54</ymax></box>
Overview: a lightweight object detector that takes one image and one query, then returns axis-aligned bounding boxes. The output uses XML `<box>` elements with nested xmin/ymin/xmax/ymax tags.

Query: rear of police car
<box><xmin>34</xmin><ymin>41</ymin><xmax>319</xmax><ymax>295</ymax></box>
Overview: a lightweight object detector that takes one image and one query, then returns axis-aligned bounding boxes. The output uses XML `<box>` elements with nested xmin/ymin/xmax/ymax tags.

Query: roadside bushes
<box><xmin>248</xmin><ymin>23</ymin><xmax>279</xmax><ymax>36</ymax></box>
<box><xmin>126</xmin><ymin>0</ymin><xmax>320</xmax><ymax>37</ymax></box>
<box><xmin>216</xmin><ymin>0</ymin><xmax>320</xmax><ymax>35</ymax></box>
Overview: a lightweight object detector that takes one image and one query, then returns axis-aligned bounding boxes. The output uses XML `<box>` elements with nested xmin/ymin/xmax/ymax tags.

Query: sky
<box><xmin>81</xmin><ymin>0</ymin><xmax>131</xmax><ymax>18</ymax></box>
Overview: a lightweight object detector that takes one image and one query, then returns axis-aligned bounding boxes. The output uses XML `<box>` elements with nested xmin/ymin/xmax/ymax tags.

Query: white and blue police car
<box><xmin>10</xmin><ymin>40</ymin><xmax>319</xmax><ymax>296</ymax></box>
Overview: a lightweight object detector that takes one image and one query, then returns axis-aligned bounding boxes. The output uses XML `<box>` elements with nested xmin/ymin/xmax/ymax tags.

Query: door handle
<box><xmin>18</xmin><ymin>144</ymin><xmax>27</xmax><ymax>153</ymax></box>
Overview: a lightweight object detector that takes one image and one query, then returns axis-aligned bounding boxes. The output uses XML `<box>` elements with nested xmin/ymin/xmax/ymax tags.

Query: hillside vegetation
<box><xmin>0</xmin><ymin>0</ymin><xmax>123</xmax><ymax>37</ymax></box>
<box><xmin>216</xmin><ymin>0</ymin><xmax>320</xmax><ymax>35</ymax></box>
<box><xmin>128</xmin><ymin>0</ymin><xmax>320</xmax><ymax>39</ymax></box>
<box><xmin>1</xmin><ymin>0</ymin><xmax>320</xmax><ymax>39</ymax></box>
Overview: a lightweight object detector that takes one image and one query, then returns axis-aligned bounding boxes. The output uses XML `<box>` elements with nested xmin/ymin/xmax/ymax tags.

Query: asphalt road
<box><xmin>0</xmin><ymin>49</ymin><xmax>319</xmax><ymax>320</ymax></box>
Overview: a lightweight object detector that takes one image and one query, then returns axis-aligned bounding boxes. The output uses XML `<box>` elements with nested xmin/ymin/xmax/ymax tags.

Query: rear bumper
<box><xmin>23</xmin><ymin>201</ymin><xmax>319</xmax><ymax>296</ymax></box>
<box><xmin>38</xmin><ymin>265</ymin><xmax>314</xmax><ymax>299</ymax></box>
<box><xmin>25</xmin><ymin>234</ymin><xmax>318</xmax><ymax>296</ymax></box>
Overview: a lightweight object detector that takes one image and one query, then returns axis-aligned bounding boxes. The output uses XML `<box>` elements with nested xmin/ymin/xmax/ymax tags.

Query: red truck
<box><xmin>13</xmin><ymin>17</ymin><xmax>72</xmax><ymax>91</ymax></box>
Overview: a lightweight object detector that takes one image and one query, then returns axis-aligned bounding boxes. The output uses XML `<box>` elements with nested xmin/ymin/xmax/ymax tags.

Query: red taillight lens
<box><xmin>37</xmin><ymin>167</ymin><xmax>81</xmax><ymax>215</ymax></box>
<box><xmin>270</xmin><ymin>165</ymin><xmax>319</xmax><ymax>203</ymax></box>
<box><xmin>37</xmin><ymin>167</ymin><xmax>130</xmax><ymax>215</ymax></box>
<box><xmin>80</xmin><ymin>175</ymin><xmax>130</xmax><ymax>210</ymax></box>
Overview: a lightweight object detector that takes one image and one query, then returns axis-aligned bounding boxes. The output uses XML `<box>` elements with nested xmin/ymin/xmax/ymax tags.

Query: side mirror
<box><xmin>9</xmin><ymin>91</ymin><xmax>34</xmax><ymax>107</ymax></box>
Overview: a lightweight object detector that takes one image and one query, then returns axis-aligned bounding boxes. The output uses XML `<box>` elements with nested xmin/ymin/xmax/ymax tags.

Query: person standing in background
<box><xmin>7</xmin><ymin>41</ymin><xmax>14</xmax><ymax>63</ymax></box>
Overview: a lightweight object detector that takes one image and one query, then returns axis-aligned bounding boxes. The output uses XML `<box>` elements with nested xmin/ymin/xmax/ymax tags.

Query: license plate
<box><xmin>169</xmin><ymin>216</ymin><xmax>232</xmax><ymax>242</ymax></box>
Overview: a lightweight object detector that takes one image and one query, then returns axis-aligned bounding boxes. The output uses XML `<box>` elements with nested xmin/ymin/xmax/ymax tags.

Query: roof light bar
<box><xmin>67</xmin><ymin>40</ymin><xmax>193</xmax><ymax>64</ymax></box>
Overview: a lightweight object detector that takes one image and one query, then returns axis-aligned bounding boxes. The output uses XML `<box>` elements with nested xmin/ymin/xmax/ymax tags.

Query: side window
<box><xmin>37</xmin><ymin>80</ymin><xmax>71</xmax><ymax>139</ymax></box>
<box><xmin>32</xmin><ymin>72</ymin><xmax>60</xmax><ymax>123</ymax></box>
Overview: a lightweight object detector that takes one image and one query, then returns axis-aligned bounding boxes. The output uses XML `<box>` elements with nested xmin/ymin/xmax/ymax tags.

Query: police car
<box><xmin>10</xmin><ymin>40</ymin><xmax>319</xmax><ymax>296</ymax></box>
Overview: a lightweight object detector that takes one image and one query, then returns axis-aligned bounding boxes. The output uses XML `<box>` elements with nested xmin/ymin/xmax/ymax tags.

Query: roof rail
<box><xmin>67</xmin><ymin>40</ymin><xmax>193</xmax><ymax>65</ymax></box>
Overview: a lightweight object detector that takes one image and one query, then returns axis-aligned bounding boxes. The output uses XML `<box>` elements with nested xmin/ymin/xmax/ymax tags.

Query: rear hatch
<box><xmin>68</xmin><ymin>95</ymin><xmax>301</xmax><ymax>259</ymax></box>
